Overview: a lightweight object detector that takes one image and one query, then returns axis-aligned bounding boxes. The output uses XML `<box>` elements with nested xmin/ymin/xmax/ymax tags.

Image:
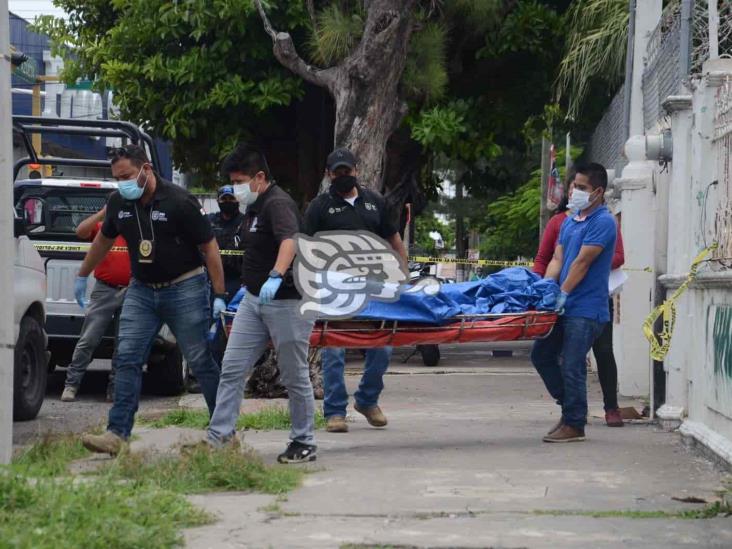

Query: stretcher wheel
<box><xmin>418</xmin><ymin>344</ymin><xmax>440</xmax><ymax>367</ymax></box>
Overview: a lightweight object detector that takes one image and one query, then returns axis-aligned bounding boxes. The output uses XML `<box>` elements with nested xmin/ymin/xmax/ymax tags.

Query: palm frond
<box><xmin>402</xmin><ymin>21</ymin><xmax>448</xmax><ymax>102</ymax></box>
<box><xmin>555</xmin><ymin>0</ymin><xmax>629</xmax><ymax>119</ymax></box>
<box><xmin>308</xmin><ymin>2</ymin><xmax>364</xmax><ymax>66</ymax></box>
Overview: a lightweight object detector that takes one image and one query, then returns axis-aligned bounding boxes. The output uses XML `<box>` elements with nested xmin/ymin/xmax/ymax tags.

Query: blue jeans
<box><xmin>321</xmin><ymin>347</ymin><xmax>392</xmax><ymax>418</ymax></box>
<box><xmin>208</xmin><ymin>292</ymin><xmax>315</xmax><ymax>446</ymax></box>
<box><xmin>531</xmin><ymin>316</ymin><xmax>605</xmax><ymax>430</ymax></box>
<box><xmin>108</xmin><ymin>273</ymin><xmax>220</xmax><ymax>439</ymax></box>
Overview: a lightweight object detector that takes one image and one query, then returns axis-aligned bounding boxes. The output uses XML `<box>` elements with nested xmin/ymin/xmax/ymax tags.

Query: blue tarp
<box><xmin>357</xmin><ymin>268</ymin><xmax>560</xmax><ymax>324</ymax></box>
<box><xmin>226</xmin><ymin>268</ymin><xmax>560</xmax><ymax>324</ymax></box>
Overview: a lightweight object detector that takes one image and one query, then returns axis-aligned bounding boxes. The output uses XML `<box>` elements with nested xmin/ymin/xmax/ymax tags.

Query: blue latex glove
<box><xmin>555</xmin><ymin>291</ymin><xmax>568</xmax><ymax>314</ymax></box>
<box><xmin>259</xmin><ymin>276</ymin><xmax>282</xmax><ymax>305</ymax></box>
<box><xmin>74</xmin><ymin>276</ymin><xmax>88</xmax><ymax>309</ymax></box>
<box><xmin>212</xmin><ymin>297</ymin><xmax>227</xmax><ymax>320</ymax></box>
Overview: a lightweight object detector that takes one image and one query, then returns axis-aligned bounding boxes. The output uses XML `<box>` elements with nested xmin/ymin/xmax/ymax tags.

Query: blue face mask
<box><xmin>118</xmin><ymin>166</ymin><xmax>147</xmax><ymax>201</ymax></box>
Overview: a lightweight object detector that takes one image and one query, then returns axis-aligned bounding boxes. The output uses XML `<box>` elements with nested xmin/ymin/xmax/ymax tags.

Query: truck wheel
<box><xmin>14</xmin><ymin>316</ymin><xmax>48</xmax><ymax>421</ymax></box>
<box><xmin>145</xmin><ymin>346</ymin><xmax>187</xmax><ymax>396</ymax></box>
<box><xmin>418</xmin><ymin>344</ymin><xmax>440</xmax><ymax>367</ymax></box>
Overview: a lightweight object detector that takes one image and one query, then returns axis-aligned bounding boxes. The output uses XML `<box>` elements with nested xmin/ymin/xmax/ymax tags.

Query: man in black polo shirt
<box><xmin>208</xmin><ymin>185</ymin><xmax>245</xmax><ymax>297</ymax></box>
<box><xmin>77</xmin><ymin>145</ymin><xmax>226</xmax><ymax>455</ymax></box>
<box><xmin>206</xmin><ymin>143</ymin><xmax>318</xmax><ymax>464</ymax></box>
<box><xmin>303</xmin><ymin>147</ymin><xmax>408</xmax><ymax>433</ymax></box>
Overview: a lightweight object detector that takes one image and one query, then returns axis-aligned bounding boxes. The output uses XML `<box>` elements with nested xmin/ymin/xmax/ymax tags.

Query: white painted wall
<box><xmin>656</xmin><ymin>58</ymin><xmax>732</xmax><ymax>464</ymax></box>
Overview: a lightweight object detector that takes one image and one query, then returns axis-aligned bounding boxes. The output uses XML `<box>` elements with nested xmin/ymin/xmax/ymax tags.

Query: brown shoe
<box><xmin>542</xmin><ymin>424</ymin><xmax>585</xmax><ymax>443</ymax></box>
<box><xmin>326</xmin><ymin>416</ymin><xmax>348</xmax><ymax>433</ymax></box>
<box><xmin>354</xmin><ymin>403</ymin><xmax>387</xmax><ymax>427</ymax></box>
<box><xmin>605</xmin><ymin>408</ymin><xmax>624</xmax><ymax>427</ymax></box>
<box><xmin>81</xmin><ymin>431</ymin><xmax>126</xmax><ymax>455</ymax></box>
<box><xmin>547</xmin><ymin>417</ymin><xmax>564</xmax><ymax>436</ymax></box>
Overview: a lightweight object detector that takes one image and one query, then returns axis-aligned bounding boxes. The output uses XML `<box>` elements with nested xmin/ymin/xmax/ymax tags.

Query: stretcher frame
<box><xmin>221</xmin><ymin>310</ymin><xmax>557</xmax><ymax>348</ymax></box>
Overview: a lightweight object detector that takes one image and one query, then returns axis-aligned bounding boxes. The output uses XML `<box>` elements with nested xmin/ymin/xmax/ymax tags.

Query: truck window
<box><xmin>17</xmin><ymin>192</ymin><xmax>109</xmax><ymax>237</ymax></box>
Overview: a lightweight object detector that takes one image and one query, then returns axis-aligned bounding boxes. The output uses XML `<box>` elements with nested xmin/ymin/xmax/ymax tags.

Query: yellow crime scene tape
<box><xmin>642</xmin><ymin>243</ymin><xmax>717</xmax><ymax>362</ymax></box>
<box><xmin>29</xmin><ymin>243</ymin><xmax>651</xmax><ymax>269</ymax></box>
<box><xmin>31</xmin><ymin>243</ymin><xmax>245</xmax><ymax>255</ymax></box>
<box><xmin>408</xmin><ymin>255</ymin><xmax>652</xmax><ymax>272</ymax></box>
<box><xmin>409</xmin><ymin>255</ymin><xmax>533</xmax><ymax>268</ymax></box>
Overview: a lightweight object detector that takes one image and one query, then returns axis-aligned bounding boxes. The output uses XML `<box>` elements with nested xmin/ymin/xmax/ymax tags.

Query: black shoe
<box><xmin>277</xmin><ymin>441</ymin><xmax>317</xmax><ymax>464</ymax></box>
<box><xmin>186</xmin><ymin>375</ymin><xmax>202</xmax><ymax>394</ymax></box>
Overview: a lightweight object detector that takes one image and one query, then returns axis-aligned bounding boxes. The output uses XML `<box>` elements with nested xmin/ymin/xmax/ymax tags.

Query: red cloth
<box><xmin>91</xmin><ymin>222</ymin><xmax>131</xmax><ymax>287</ymax></box>
<box><xmin>532</xmin><ymin>211</ymin><xmax>625</xmax><ymax>276</ymax></box>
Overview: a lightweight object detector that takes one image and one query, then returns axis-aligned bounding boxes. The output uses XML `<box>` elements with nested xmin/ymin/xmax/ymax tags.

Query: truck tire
<box><xmin>14</xmin><ymin>316</ymin><xmax>48</xmax><ymax>421</ymax></box>
<box><xmin>418</xmin><ymin>344</ymin><xmax>440</xmax><ymax>367</ymax></box>
<box><xmin>146</xmin><ymin>346</ymin><xmax>187</xmax><ymax>396</ymax></box>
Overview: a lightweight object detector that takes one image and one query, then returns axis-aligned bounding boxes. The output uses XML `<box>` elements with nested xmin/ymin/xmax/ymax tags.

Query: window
<box><xmin>17</xmin><ymin>192</ymin><xmax>109</xmax><ymax>236</ymax></box>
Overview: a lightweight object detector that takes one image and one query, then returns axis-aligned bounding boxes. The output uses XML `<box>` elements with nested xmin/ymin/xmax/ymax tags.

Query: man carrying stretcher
<box><xmin>303</xmin><ymin>147</ymin><xmax>408</xmax><ymax>433</ymax></box>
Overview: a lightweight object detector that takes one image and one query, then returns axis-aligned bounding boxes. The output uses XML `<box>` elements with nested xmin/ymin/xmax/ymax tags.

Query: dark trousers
<box><xmin>592</xmin><ymin>298</ymin><xmax>619</xmax><ymax>411</ymax></box>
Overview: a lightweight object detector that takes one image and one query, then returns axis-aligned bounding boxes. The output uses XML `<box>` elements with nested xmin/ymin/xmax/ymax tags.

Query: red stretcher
<box><xmin>223</xmin><ymin>311</ymin><xmax>557</xmax><ymax>348</ymax></box>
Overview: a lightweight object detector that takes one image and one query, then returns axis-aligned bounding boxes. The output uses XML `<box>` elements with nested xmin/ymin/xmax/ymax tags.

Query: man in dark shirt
<box><xmin>303</xmin><ymin>147</ymin><xmax>408</xmax><ymax>434</ymax></box>
<box><xmin>77</xmin><ymin>144</ymin><xmax>226</xmax><ymax>455</ymax></box>
<box><xmin>206</xmin><ymin>143</ymin><xmax>318</xmax><ymax>464</ymax></box>
<box><xmin>208</xmin><ymin>185</ymin><xmax>245</xmax><ymax>297</ymax></box>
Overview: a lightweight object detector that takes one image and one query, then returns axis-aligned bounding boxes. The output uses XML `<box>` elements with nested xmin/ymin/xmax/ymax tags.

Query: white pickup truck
<box><xmin>12</xmin><ymin>213</ymin><xmax>49</xmax><ymax>420</ymax></box>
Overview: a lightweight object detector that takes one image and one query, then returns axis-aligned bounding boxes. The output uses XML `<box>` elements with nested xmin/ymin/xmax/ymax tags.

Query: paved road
<box><xmin>180</xmin><ymin>343</ymin><xmax>731</xmax><ymax>548</ymax></box>
<box><xmin>12</xmin><ymin>359</ymin><xmax>179</xmax><ymax>445</ymax></box>
<box><xmin>14</xmin><ymin>343</ymin><xmax>732</xmax><ymax>548</ymax></box>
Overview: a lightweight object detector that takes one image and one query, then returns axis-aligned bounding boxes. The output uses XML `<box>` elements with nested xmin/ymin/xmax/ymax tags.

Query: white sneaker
<box><xmin>61</xmin><ymin>386</ymin><xmax>78</xmax><ymax>402</ymax></box>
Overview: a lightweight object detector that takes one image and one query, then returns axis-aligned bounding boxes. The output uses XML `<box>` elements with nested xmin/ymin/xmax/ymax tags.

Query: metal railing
<box><xmin>642</xmin><ymin>1</ymin><xmax>683</xmax><ymax>130</ymax></box>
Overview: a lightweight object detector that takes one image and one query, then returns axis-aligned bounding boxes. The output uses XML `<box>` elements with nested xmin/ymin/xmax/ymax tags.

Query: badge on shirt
<box><xmin>138</xmin><ymin>239</ymin><xmax>155</xmax><ymax>264</ymax></box>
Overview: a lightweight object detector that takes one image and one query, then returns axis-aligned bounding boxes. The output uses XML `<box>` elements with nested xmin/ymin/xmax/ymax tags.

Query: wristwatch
<box><xmin>268</xmin><ymin>269</ymin><xmax>283</xmax><ymax>279</ymax></box>
<box><xmin>213</xmin><ymin>292</ymin><xmax>228</xmax><ymax>301</ymax></box>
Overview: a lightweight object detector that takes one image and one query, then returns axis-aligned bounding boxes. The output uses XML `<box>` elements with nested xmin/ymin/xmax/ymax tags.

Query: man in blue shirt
<box><xmin>531</xmin><ymin>162</ymin><xmax>617</xmax><ymax>443</ymax></box>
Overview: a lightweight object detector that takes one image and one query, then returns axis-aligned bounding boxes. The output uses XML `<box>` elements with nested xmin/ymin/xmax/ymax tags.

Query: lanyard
<box><xmin>134</xmin><ymin>203</ymin><xmax>155</xmax><ymax>243</ymax></box>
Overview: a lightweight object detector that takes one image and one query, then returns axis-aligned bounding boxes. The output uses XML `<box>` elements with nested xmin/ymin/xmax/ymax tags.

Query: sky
<box><xmin>9</xmin><ymin>0</ymin><xmax>67</xmax><ymax>21</ymax></box>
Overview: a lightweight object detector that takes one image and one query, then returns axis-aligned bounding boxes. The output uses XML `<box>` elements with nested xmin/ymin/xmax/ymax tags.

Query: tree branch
<box><xmin>306</xmin><ymin>0</ymin><xmax>318</xmax><ymax>35</ymax></box>
<box><xmin>348</xmin><ymin>0</ymin><xmax>416</xmax><ymax>80</ymax></box>
<box><xmin>253</xmin><ymin>0</ymin><xmax>336</xmax><ymax>90</ymax></box>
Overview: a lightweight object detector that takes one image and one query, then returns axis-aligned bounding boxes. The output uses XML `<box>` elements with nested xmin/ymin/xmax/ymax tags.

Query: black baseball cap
<box><xmin>217</xmin><ymin>185</ymin><xmax>235</xmax><ymax>199</ymax></box>
<box><xmin>326</xmin><ymin>148</ymin><xmax>356</xmax><ymax>171</ymax></box>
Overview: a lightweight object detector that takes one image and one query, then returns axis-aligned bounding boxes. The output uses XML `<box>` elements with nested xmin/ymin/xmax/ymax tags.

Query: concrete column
<box><xmin>0</xmin><ymin>0</ymin><xmax>16</xmax><ymax>464</ymax></box>
<box><xmin>655</xmin><ymin>94</ymin><xmax>693</xmax><ymax>428</ymax></box>
<box><xmin>614</xmin><ymin>136</ymin><xmax>656</xmax><ymax>397</ymax></box>
<box><xmin>628</xmin><ymin>0</ymin><xmax>663</xmax><ymax>137</ymax></box>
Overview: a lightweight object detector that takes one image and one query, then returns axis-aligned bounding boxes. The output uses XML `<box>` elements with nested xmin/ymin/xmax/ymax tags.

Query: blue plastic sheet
<box><xmin>225</xmin><ymin>268</ymin><xmax>561</xmax><ymax>324</ymax></box>
<box><xmin>357</xmin><ymin>268</ymin><xmax>560</xmax><ymax>323</ymax></box>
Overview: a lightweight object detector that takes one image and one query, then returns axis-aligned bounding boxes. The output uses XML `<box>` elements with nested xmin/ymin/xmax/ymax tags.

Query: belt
<box><xmin>137</xmin><ymin>266</ymin><xmax>205</xmax><ymax>290</ymax></box>
<box><xmin>97</xmin><ymin>279</ymin><xmax>128</xmax><ymax>291</ymax></box>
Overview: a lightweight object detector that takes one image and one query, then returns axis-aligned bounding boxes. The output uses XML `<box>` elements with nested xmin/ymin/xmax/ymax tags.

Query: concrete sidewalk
<box><xmin>183</xmin><ymin>345</ymin><xmax>731</xmax><ymax>548</ymax></box>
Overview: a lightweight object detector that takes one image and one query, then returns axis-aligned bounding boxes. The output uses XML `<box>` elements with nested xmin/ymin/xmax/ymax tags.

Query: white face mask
<box><xmin>568</xmin><ymin>188</ymin><xmax>594</xmax><ymax>213</ymax></box>
<box><xmin>232</xmin><ymin>182</ymin><xmax>258</xmax><ymax>210</ymax></box>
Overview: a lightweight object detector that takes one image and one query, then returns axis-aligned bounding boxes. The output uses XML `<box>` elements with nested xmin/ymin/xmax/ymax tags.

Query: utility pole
<box><xmin>0</xmin><ymin>0</ymin><xmax>16</xmax><ymax>464</ymax></box>
<box><xmin>455</xmin><ymin>179</ymin><xmax>465</xmax><ymax>283</ymax></box>
<box><xmin>539</xmin><ymin>137</ymin><xmax>551</xmax><ymax>238</ymax></box>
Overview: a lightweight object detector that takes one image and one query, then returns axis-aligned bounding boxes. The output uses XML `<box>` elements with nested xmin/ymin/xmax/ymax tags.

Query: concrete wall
<box><xmin>655</xmin><ymin>58</ymin><xmax>732</xmax><ymax>463</ymax></box>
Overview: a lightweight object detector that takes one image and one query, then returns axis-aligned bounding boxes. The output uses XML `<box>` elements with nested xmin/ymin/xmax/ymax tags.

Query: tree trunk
<box><xmin>255</xmin><ymin>0</ymin><xmax>416</xmax><ymax>192</ymax></box>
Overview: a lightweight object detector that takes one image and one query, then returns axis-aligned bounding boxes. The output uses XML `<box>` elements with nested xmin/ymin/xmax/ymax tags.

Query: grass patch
<box><xmin>533</xmin><ymin>502</ymin><xmax>731</xmax><ymax>519</ymax></box>
<box><xmin>140</xmin><ymin>405</ymin><xmax>326</xmax><ymax>431</ymax></box>
<box><xmin>103</xmin><ymin>444</ymin><xmax>304</xmax><ymax>495</ymax></box>
<box><xmin>0</xmin><ymin>472</ymin><xmax>212</xmax><ymax>549</ymax></box>
<box><xmin>11</xmin><ymin>435</ymin><xmax>90</xmax><ymax>477</ymax></box>
<box><xmin>6</xmin><ymin>428</ymin><xmax>308</xmax><ymax>547</ymax></box>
